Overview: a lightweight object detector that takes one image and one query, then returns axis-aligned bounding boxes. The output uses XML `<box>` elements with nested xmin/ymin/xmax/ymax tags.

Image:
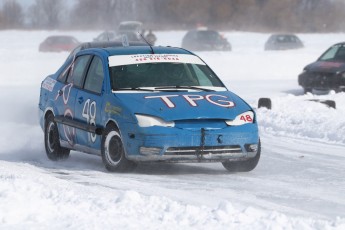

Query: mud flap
<box><xmin>195</xmin><ymin>128</ymin><xmax>206</xmax><ymax>161</ymax></box>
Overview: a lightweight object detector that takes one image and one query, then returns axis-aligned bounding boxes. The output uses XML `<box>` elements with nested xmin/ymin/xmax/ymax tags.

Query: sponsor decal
<box><xmin>105</xmin><ymin>102</ymin><xmax>122</xmax><ymax>115</ymax></box>
<box><xmin>54</xmin><ymin>83</ymin><xmax>76</xmax><ymax>145</ymax></box>
<box><xmin>42</xmin><ymin>78</ymin><xmax>57</xmax><ymax>92</ymax></box>
<box><xmin>108</xmin><ymin>54</ymin><xmax>206</xmax><ymax>67</ymax></box>
<box><xmin>145</xmin><ymin>94</ymin><xmax>235</xmax><ymax>108</ymax></box>
<box><xmin>63</xmin><ymin>108</ymin><xmax>76</xmax><ymax>146</ymax></box>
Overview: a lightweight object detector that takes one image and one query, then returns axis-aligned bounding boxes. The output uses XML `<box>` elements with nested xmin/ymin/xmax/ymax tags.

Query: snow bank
<box><xmin>257</xmin><ymin>92</ymin><xmax>345</xmax><ymax>144</ymax></box>
<box><xmin>0</xmin><ymin>162</ymin><xmax>344</xmax><ymax>229</ymax></box>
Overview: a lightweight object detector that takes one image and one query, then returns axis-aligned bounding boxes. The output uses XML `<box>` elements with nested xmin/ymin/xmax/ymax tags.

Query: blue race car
<box><xmin>39</xmin><ymin>42</ymin><xmax>260</xmax><ymax>172</ymax></box>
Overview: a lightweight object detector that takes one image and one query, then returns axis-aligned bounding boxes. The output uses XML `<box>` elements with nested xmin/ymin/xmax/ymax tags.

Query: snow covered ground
<box><xmin>0</xmin><ymin>30</ymin><xmax>344</xmax><ymax>229</ymax></box>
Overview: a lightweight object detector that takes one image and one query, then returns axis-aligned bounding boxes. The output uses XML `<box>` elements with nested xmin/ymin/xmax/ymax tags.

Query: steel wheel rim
<box><xmin>105</xmin><ymin>131</ymin><xmax>122</xmax><ymax>165</ymax></box>
<box><xmin>47</xmin><ymin>122</ymin><xmax>56</xmax><ymax>153</ymax></box>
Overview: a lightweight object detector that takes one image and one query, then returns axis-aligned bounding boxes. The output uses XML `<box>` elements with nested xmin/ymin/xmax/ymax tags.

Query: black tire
<box><xmin>322</xmin><ymin>100</ymin><xmax>336</xmax><ymax>109</ymax></box>
<box><xmin>222</xmin><ymin>141</ymin><xmax>261</xmax><ymax>172</ymax></box>
<box><xmin>303</xmin><ymin>87</ymin><xmax>312</xmax><ymax>94</ymax></box>
<box><xmin>258</xmin><ymin>98</ymin><xmax>272</xmax><ymax>110</ymax></box>
<box><xmin>101</xmin><ymin>124</ymin><xmax>137</xmax><ymax>172</ymax></box>
<box><xmin>44</xmin><ymin>114</ymin><xmax>70</xmax><ymax>161</ymax></box>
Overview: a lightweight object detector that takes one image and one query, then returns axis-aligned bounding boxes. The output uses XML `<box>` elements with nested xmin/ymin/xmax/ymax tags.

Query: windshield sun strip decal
<box><xmin>108</xmin><ymin>54</ymin><xmax>206</xmax><ymax>67</ymax></box>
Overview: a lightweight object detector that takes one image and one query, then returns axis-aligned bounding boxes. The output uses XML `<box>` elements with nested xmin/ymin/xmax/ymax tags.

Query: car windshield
<box><xmin>274</xmin><ymin>35</ymin><xmax>296</xmax><ymax>43</ymax></box>
<box><xmin>197</xmin><ymin>31</ymin><xmax>220</xmax><ymax>41</ymax></box>
<box><xmin>110</xmin><ymin>62</ymin><xmax>224</xmax><ymax>90</ymax></box>
<box><xmin>319</xmin><ymin>44</ymin><xmax>345</xmax><ymax>61</ymax></box>
<box><xmin>118</xmin><ymin>22</ymin><xmax>142</xmax><ymax>31</ymax></box>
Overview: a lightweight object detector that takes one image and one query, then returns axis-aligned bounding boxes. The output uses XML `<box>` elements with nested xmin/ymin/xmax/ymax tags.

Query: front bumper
<box><xmin>122</xmin><ymin>123</ymin><xmax>259</xmax><ymax>163</ymax></box>
<box><xmin>298</xmin><ymin>72</ymin><xmax>345</xmax><ymax>91</ymax></box>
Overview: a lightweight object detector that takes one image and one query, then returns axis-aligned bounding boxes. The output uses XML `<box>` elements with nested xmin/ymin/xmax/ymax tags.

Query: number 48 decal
<box><xmin>82</xmin><ymin>99</ymin><xmax>97</xmax><ymax>142</ymax></box>
<box><xmin>240</xmin><ymin>114</ymin><xmax>253</xmax><ymax>122</ymax></box>
<box><xmin>225</xmin><ymin>111</ymin><xmax>254</xmax><ymax>126</ymax></box>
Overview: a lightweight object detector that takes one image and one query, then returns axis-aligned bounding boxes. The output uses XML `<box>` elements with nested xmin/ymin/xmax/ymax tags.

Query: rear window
<box><xmin>197</xmin><ymin>31</ymin><xmax>220</xmax><ymax>41</ymax></box>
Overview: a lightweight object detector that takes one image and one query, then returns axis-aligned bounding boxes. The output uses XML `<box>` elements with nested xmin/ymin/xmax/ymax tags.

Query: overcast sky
<box><xmin>0</xmin><ymin>0</ymin><xmax>75</xmax><ymax>10</ymax></box>
<box><xmin>0</xmin><ymin>0</ymin><xmax>31</xmax><ymax>9</ymax></box>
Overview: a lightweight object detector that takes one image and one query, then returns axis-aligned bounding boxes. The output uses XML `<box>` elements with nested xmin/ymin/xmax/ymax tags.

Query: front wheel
<box><xmin>44</xmin><ymin>114</ymin><xmax>70</xmax><ymax>160</ymax></box>
<box><xmin>101</xmin><ymin>124</ymin><xmax>137</xmax><ymax>172</ymax></box>
<box><xmin>222</xmin><ymin>141</ymin><xmax>261</xmax><ymax>172</ymax></box>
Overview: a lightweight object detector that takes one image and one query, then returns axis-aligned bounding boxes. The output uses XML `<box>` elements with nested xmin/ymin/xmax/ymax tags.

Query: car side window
<box><xmin>320</xmin><ymin>46</ymin><xmax>339</xmax><ymax>61</ymax></box>
<box><xmin>67</xmin><ymin>55</ymin><xmax>92</xmax><ymax>88</ymax></box>
<box><xmin>57</xmin><ymin>66</ymin><xmax>70</xmax><ymax>83</ymax></box>
<box><xmin>84</xmin><ymin>56</ymin><xmax>104</xmax><ymax>94</ymax></box>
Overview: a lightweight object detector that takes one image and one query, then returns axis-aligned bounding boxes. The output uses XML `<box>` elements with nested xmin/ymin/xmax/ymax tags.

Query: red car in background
<box><xmin>39</xmin><ymin>35</ymin><xmax>80</xmax><ymax>52</ymax></box>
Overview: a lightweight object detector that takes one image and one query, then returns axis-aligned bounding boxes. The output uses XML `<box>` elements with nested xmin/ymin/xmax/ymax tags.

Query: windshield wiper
<box><xmin>154</xmin><ymin>86</ymin><xmax>215</xmax><ymax>92</ymax></box>
<box><xmin>113</xmin><ymin>87</ymin><xmax>156</xmax><ymax>92</ymax></box>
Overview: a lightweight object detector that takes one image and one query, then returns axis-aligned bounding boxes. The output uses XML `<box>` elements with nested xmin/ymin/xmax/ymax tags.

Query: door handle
<box><xmin>78</xmin><ymin>97</ymin><xmax>84</xmax><ymax>104</ymax></box>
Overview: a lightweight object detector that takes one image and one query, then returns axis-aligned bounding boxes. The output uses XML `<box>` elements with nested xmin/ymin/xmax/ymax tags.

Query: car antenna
<box><xmin>138</xmin><ymin>32</ymin><xmax>154</xmax><ymax>54</ymax></box>
<box><xmin>121</xmin><ymin>34</ymin><xmax>129</xmax><ymax>47</ymax></box>
<box><xmin>106</xmin><ymin>31</ymin><xmax>110</xmax><ymax>42</ymax></box>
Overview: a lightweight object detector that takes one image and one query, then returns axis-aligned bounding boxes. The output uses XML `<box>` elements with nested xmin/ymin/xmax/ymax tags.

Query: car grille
<box><xmin>165</xmin><ymin>145</ymin><xmax>242</xmax><ymax>156</ymax></box>
<box><xmin>307</xmin><ymin>72</ymin><xmax>339</xmax><ymax>88</ymax></box>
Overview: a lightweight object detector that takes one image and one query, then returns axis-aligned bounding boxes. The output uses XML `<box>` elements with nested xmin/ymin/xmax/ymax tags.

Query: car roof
<box><xmin>47</xmin><ymin>35</ymin><xmax>75</xmax><ymax>38</ymax></box>
<box><xmin>119</xmin><ymin>21</ymin><xmax>142</xmax><ymax>26</ymax></box>
<box><xmin>329</xmin><ymin>42</ymin><xmax>345</xmax><ymax>46</ymax></box>
<box><xmin>46</xmin><ymin>35</ymin><xmax>77</xmax><ymax>41</ymax></box>
<box><xmin>68</xmin><ymin>41</ymin><xmax>193</xmax><ymax>59</ymax></box>
<box><xmin>270</xmin><ymin>34</ymin><xmax>297</xmax><ymax>37</ymax></box>
<box><xmin>103</xmin><ymin>46</ymin><xmax>192</xmax><ymax>56</ymax></box>
<box><xmin>189</xmin><ymin>29</ymin><xmax>219</xmax><ymax>33</ymax></box>
<box><xmin>67</xmin><ymin>41</ymin><xmax>148</xmax><ymax>58</ymax></box>
<box><xmin>78</xmin><ymin>41</ymin><xmax>147</xmax><ymax>49</ymax></box>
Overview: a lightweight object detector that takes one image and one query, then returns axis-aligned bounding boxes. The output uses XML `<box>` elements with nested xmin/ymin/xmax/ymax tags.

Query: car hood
<box><xmin>114</xmin><ymin>91</ymin><xmax>251</xmax><ymax>121</ymax></box>
<box><xmin>305</xmin><ymin>60</ymin><xmax>345</xmax><ymax>73</ymax></box>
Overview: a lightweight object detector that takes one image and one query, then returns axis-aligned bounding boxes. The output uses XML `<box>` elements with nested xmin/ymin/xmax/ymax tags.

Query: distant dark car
<box><xmin>182</xmin><ymin>29</ymin><xmax>231</xmax><ymax>51</ymax></box>
<box><xmin>298</xmin><ymin>42</ymin><xmax>345</xmax><ymax>93</ymax></box>
<box><xmin>39</xmin><ymin>36</ymin><xmax>80</xmax><ymax>52</ymax></box>
<box><xmin>118</xmin><ymin>21</ymin><xmax>143</xmax><ymax>33</ymax></box>
<box><xmin>117</xmin><ymin>21</ymin><xmax>143</xmax><ymax>42</ymax></box>
<box><xmin>264</xmin><ymin>34</ymin><xmax>303</xmax><ymax>50</ymax></box>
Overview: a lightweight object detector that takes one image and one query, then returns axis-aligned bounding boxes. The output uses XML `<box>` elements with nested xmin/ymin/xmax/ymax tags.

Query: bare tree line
<box><xmin>1</xmin><ymin>0</ymin><xmax>345</xmax><ymax>32</ymax></box>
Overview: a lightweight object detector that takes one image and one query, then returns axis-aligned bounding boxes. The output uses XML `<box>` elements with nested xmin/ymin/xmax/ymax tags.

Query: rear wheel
<box><xmin>303</xmin><ymin>87</ymin><xmax>312</xmax><ymax>94</ymax></box>
<box><xmin>44</xmin><ymin>114</ymin><xmax>70</xmax><ymax>160</ymax></box>
<box><xmin>101</xmin><ymin>124</ymin><xmax>137</xmax><ymax>172</ymax></box>
<box><xmin>222</xmin><ymin>141</ymin><xmax>261</xmax><ymax>172</ymax></box>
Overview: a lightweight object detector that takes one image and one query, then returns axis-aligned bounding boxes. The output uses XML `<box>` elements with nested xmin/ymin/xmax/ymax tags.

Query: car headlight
<box><xmin>336</xmin><ymin>71</ymin><xmax>345</xmax><ymax>79</ymax></box>
<box><xmin>225</xmin><ymin>111</ymin><xmax>254</xmax><ymax>126</ymax></box>
<box><xmin>135</xmin><ymin>114</ymin><xmax>175</xmax><ymax>127</ymax></box>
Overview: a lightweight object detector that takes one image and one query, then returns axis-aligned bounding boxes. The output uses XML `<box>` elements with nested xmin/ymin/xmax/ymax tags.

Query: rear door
<box><xmin>55</xmin><ymin>54</ymin><xmax>92</xmax><ymax>147</ymax></box>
